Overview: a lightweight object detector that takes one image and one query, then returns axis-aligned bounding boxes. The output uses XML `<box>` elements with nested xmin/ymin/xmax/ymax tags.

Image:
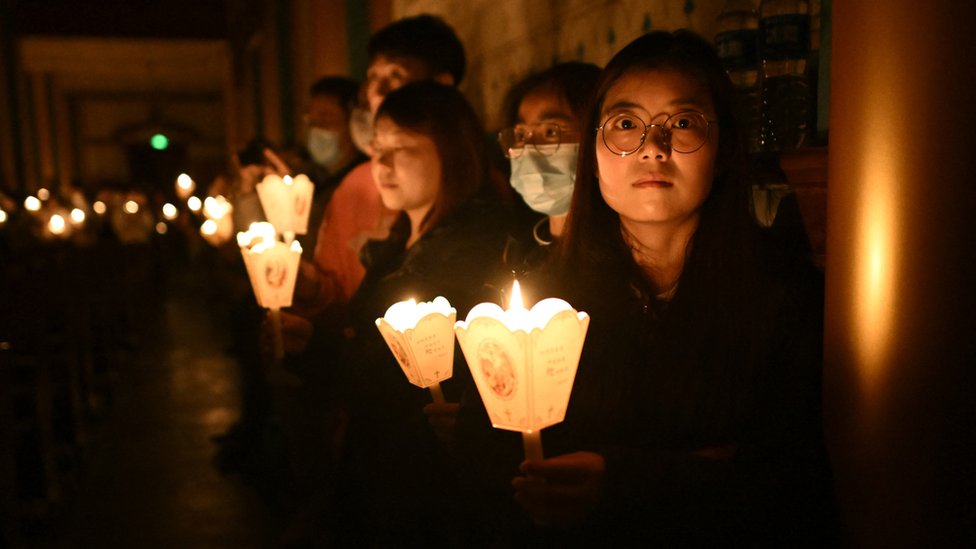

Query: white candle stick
<box><xmin>428</xmin><ymin>381</ymin><xmax>446</xmax><ymax>404</ymax></box>
<box><xmin>522</xmin><ymin>429</ymin><xmax>543</xmax><ymax>462</ymax></box>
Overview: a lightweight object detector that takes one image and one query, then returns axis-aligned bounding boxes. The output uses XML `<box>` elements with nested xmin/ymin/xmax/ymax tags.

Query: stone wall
<box><xmin>393</xmin><ymin>0</ymin><xmax>724</xmax><ymax>127</ymax></box>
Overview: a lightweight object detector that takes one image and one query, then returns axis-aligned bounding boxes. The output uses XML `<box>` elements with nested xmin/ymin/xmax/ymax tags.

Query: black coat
<box><xmin>333</xmin><ymin>197</ymin><xmax>514</xmax><ymax>547</ymax></box>
<box><xmin>455</xmin><ymin>232</ymin><xmax>835</xmax><ymax>547</ymax></box>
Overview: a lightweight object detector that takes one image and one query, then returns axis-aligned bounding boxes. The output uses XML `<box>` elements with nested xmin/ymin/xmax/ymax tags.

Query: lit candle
<box><xmin>255</xmin><ymin>173</ymin><xmax>314</xmax><ymax>242</ymax></box>
<box><xmin>70</xmin><ymin>208</ymin><xmax>86</xmax><ymax>225</ymax></box>
<box><xmin>201</xmin><ymin>195</ymin><xmax>234</xmax><ymax>246</ymax></box>
<box><xmin>93</xmin><ymin>201</ymin><xmax>107</xmax><ymax>215</ymax></box>
<box><xmin>375</xmin><ymin>296</ymin><xmax>458</xmax><ymax>403</ymax></box>
<box><xmin>454</xmin><ymin>280</ymin><xmax>589</xmax><ymax>461</ymax></box>
<box><xmin>24</xmin><ymin>196</ymin><xmax>41</xmax><ymax>212</ymax></box>
<box><xmin>48</xmin><ymin>213</ymin><xmax>67</xmax><ymax>235</ymax></box>
<box><xmin>187</xmin><ymin>196</ymin><xmax>202</xmax><ymax>212</ymax></box>
<box><xmin>237</xmin><ymin>222</ymin><xmax>302</xmax><ymax>360</ymax></box>
<box><xmin>175</xmin><ymin>173</ymin><xmax>196</xmax><ymax>199</ymax></box>
<box><xmin>162</xmin><ymin>202</ymin><xmax>178</xmax><ymax>220</ymax></box>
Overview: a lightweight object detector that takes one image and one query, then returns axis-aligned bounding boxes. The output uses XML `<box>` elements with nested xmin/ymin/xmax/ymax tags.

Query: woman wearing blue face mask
<box><xmin>498</xmin><ymin>62</ymin><xmax>601</xmax><ymax>273</ymax></box>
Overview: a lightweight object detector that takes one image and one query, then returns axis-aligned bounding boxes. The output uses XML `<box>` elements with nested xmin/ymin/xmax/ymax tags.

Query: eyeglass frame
<box><xmin>498</xmin><ymin>122</ymin><xmax>580</xmax><ymax>158</ymax></box>
<box><xmin>594</xmin><ymin>110</ymin><xmax>719</xmax><ymax>156</ymax></box>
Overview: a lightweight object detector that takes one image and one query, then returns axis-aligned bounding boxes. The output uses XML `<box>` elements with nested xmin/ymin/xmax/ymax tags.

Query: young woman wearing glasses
<box><xmin>463</xmin><ymin>30</ymin><xmax>835</xmax><ymax>546</ymax></box>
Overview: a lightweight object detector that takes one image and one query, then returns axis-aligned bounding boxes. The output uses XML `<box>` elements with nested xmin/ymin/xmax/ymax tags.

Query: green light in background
<box><xmin>150</xmin><ymin>133</ymin><xmax>170</xmax><ymax>150</ymax></box>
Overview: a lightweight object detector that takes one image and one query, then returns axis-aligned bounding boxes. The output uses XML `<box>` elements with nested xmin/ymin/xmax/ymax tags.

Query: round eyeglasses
<box><xmin>498</xmin><ymin>123</ymin><xmax>578</xmax><ymax>158</ymax></box>
<box><xmin>596</xmin><ymin>111</ymin><xmax>718</xmax><ymax>156</ymax></box>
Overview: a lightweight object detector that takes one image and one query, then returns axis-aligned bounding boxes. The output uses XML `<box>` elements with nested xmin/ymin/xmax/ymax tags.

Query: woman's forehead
<box><xmin>602</xmin><ymin>68</ymin><xmax>714</xmax><ymax>115</ymax></box>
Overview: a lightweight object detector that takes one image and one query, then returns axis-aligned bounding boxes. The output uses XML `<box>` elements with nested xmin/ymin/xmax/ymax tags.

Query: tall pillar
<box><xmin>824</xmin><ymin>1</ymin><xmax>976</xmax><ymax>546</ymax></box>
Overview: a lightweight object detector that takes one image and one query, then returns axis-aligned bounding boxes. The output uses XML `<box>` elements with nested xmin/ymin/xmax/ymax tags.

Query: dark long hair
<box><xmin>500</xmin><ymin>61</ymin><xmax>602</xmax><ymax>128</ymax></box>
<box><xmin>374</xmin><ymin>81</ymin><xmax>492</xmax><ymax>233</ymax></box>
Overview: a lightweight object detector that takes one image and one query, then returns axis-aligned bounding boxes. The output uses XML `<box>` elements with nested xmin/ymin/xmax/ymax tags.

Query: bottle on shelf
<box><xmin>715</xmin><ymin>0</ymin><xmax>762</xmax><ymax>154</ymax></box>
<box><xmin>759</xmin><ymin>0</ymin><xmax>810</xmax><ymax>152</ymax></box>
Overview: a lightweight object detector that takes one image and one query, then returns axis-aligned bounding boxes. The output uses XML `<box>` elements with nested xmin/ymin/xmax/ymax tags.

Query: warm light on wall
<box><xmin>851</xmin><ymin>115</ymin><xmax>900</xmax><ymax>392</ymax></box>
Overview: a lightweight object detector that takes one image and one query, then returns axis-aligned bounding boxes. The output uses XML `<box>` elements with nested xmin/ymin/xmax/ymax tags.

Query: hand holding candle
<box><xmin>375</xmin><ymin>297</ymin><xmax>457</xmax><ymax>403</ymax></box>
<box><xmin>454</xmin><ymin>281</ymin><xmax>589</xmax><ymax>461</ymax></box>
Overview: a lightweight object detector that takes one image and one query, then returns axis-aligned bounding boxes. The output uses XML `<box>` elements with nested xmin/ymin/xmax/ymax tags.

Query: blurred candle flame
<box><xmin>48</xmin><ymin>213</ymin><xmax>66</xmax><ymax>235</ymax></box>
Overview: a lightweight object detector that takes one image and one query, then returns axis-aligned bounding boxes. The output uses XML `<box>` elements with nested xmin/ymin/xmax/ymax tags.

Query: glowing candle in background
<box><xmin>175</xmin><ymin>173</ymin><xmax>196</xmax><ymax>200</ymax></box>
<box><xmin>187</xmin><ymin>196</ymin><xmax>202</xmax><ymax>213</ymax></box>
<box><xmin>454</xmin><ymin>280</ymin><xmax>589</xmax><ymax>461</ymax></box>
<box><xmin>255</xmin><ymin>173</ymin><xmax>314</xmax><ymax>242</ymax></box>
<box><xmin>376</xmin><ymin>296</ymin><xmax>458</xmax><ymax>403</ymax></box>
<box><xmin>162</xmin><ymin>202</ymin><xmax>178</xmax><ymax>220</ymax></box>
<box><xmin>70</xmin><ymin>208</ymin><xmax>86</xmax><ymax>225</ymax></box>
<box><xmin>93</xmin><ymin>201</ymin><xmax>107</xmax><ymax>215</ymax></box>
<box><xmin>237</xmin><ymin>222</ymin><xmax>302</xmax><ymax>361</ymax></box>
<box><xmin>124</xmin><ymin>200</ymin><xmax>139</xmax><ymax>214</ymax></box>
<box><xmin>48</xmin><ymin>213</ymin><xmax>67</xmax><ymax>236</ymax></box>
<box><xmin>37</xmin><ymin>188</ymin><xmax>50</xmax><ymax>201</ymax></box>
<box><xmin>200</xmin><ymin>195</ymin><xmax>234</xmax><ymax>246</ymax></box>
<box><xmin>25</xmin><ymin>196</ymin><xmax>41</xmax><ymax>212</ymax></box>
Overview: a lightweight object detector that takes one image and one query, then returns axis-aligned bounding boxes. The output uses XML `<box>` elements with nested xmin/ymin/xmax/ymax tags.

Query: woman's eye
<box><xmin>612</xmin><ymin>116</ymin><xmax>640</xmax><ymax>130</ymax></box>
<box><xmin>542</xmin><ymin>125</ymin><xmax>560</xmax><ymax>140</ymax></box>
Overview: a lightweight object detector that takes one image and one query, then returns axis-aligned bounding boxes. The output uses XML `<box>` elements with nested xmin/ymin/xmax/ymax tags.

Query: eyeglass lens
<box><xmin>499</xmin><ymin>123</ymin><xmax>563</xmax><ymax>158</ymax></box>
<box><xmin>602</xmin><ymin>111</ymin><xmax>710</xmax><ymax>155</ymax></box>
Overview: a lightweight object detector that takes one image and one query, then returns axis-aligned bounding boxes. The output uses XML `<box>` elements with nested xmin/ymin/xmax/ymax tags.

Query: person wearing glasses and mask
<box><xmin>497</xmin><ymin>62</ymin><xmax>601</xmax><ymax>274</ymax></box>
<box><xmin>457</xmin><ymin>31</ymin><xmax>834</xmax><ymax>546</ymax></box>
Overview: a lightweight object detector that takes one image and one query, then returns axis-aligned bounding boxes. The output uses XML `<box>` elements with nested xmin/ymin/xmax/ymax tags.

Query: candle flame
<box><xmin>124</xmin><ymin>200</ymin><xmax>139</xmax><ymax>214</ymax></box>
<box><xmin>177</xmin><ymin>173</ymin><xmax>194</xmax><ymax>190</ymax></box>
<box><xmin>37</xmin><ymin>188</ymin><xmax>50</xmax><ymax>201</ymax></box>
<box><xmin>25</xmin><ymin>196</ymin><xmax>41</xmax><ymax>211</ymax></box>
<box><xmin>48</xmin><ymin>214</ymin><xmax>66</xmax><ymax>234</ymax></box>
<box><xmin>162</xmin><ymin>203</ymin><xmax>178</xmax><ymax>220</ymax></box>
<box><xmin>187</xmin><ymin>196</ymin><xmax>202</xmax><ymax>212</ymax></box>
<box><xmin>93</xmin><ymin>200</ymin><xmax>107</xmax><ymax>214</ymax></box>
<box><xmin>200</xmin><ymin>219</ymin><xmax>217</xmax><ymax>235</ymax></box>
<box><xmin>0</xmin><ymin>209</ymin><xmax>7</xmax><ymax>224</ymax></box>
<box><xmin>509</xmin><ymin>280</ymin><xmax>525</xmax><ymax>310</ymax></box>
<box><xmin>70</xmin><ymin>208</ymin><xmax>86</xmax><ymax>224</ymax></box>
<box><xmin>156</xmin><ymin>221</ymin><xmax>168</xmax><ymax>234</ymax></box>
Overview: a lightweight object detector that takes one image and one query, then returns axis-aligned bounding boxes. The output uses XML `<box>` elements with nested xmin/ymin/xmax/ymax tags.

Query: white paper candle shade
<box><xmin>240</xmin><ymin>240</ymin><xmax>302</xmax><ymax>309</ymax></box>
<box><xmin>375</xmin><ymin>297</ymin><xmax>457</xmax><ymax>391</ymax></box>
<box><xmin>256</xmin><ymin>174</ymin><xmax>314</xmax><ymax>236</ymax></box>
<box><xmin>454</xmin><ymin>297</ymin><xmax>589</xmax><ymax>433</ymax></box>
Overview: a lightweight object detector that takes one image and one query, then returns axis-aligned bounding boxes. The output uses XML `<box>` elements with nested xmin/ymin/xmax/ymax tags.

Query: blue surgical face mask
<box><xmin>307</xmin><ymin>127</ymin><xmax>341</xmax><ymax>168</ymax></box>
<box><xmin>509</xmin><ymin>143</ymin><xmax>578</xmax><ymax>216</ymax></box>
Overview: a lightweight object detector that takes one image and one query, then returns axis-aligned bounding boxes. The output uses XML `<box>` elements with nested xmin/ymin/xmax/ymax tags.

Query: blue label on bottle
<box><xmin>716</xmin><ymin>28</ymin><xmax>759</xmax><ymax>70</ymax></box>
<box><xmin>760</xmin><ymin>13</ymin><xmax>810</xmax><ymax>60</ymax></box>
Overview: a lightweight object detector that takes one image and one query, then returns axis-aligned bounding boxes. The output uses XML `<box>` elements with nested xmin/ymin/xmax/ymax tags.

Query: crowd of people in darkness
<box><xmin>0</xmin><ymin>13</ymin><xmax>835</xmax><ymax>548</ymax></box>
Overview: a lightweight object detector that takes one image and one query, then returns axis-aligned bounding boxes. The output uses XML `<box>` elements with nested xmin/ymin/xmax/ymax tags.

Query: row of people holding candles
<box><xmin>204</xmin><ymin>25</ymin><xmax>831</xmax><ymax>546</ymax></box>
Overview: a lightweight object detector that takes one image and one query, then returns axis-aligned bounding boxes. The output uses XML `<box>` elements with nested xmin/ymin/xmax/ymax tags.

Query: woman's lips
<box><xmin>632</xmin><ymin>178</ymin><xmax>673</xmax><ymax>188</ymax></box>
